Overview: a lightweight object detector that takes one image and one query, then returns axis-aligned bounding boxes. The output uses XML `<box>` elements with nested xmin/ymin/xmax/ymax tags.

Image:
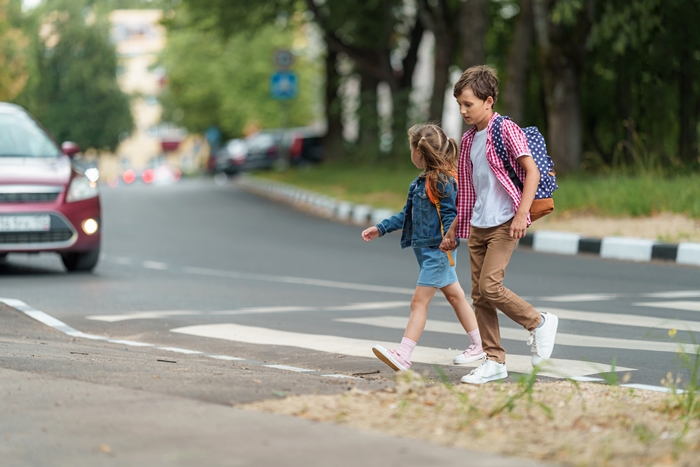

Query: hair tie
<box><xmin>420</xmin><ymin>136</ymin><xmax>425</xmax><ymax>141</ymax></box>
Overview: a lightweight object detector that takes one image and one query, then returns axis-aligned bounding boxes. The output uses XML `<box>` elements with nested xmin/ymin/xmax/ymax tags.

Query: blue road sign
<box><xmin>270</xmin><ymin>71</ymin><xmax>298</xmax><ymax>100</ymax></box>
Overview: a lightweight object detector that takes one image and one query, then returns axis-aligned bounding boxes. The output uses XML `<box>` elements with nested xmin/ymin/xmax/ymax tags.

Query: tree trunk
<box><xmin>503</xmin><ymin>0</ymin><xmax>534</xmax><ymax>123</ymax></box>
<box><xmin>357</xmin><ymin>71</ymin><xmax>380</xmax><ymax>163</ymax></box>
<box><xmin>679</xmin><ymin>47</ymin><xmax>698</xmax><ymax>163</ymax></box>
<box><xmin>544</xmin><ymin>66</ymin><xmax>583</xmax><ymax>174</ymax></box>
<box><xmin>459</xmin><ymin>0</ymin><xmax>488</xmax><ymax>69</ymax></box>
<box><xmin>616</xmin><ymin>56</ymin><xmax>634</xmax><ymax>163</ymax></box>
<box><xmin>323</xmin><ymin>49</ymin><xmax>345</xmax><ymax>161</ymax></box>
<box><xmin>458</xmin><ymin>0</ymin><xmax>488</xmax><ymax>134</ymax></box>
<box><xmin>533</xmin><ymin>0</ymin><xmax>592</xmax><ymax>174</ymax></box>
<box><xmin>430</xmin><ymin>30</ymin><xmax>452</xmax><ymax>123</ymax></box>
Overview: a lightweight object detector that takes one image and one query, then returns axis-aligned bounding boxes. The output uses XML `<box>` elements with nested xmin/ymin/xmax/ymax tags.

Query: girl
<box><xmin>361</xmin><ymin>123</ymin><xmax>484</xmax><ymax>371</ymax></box>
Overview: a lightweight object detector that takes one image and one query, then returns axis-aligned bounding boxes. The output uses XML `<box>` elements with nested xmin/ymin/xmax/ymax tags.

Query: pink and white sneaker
<box><xmin>372</xmin><ymin>345</ymin><xmax>411</xmax><ymax>371</ymax></box>
<box><xmin>453</xmin><ymin>344</ymin><xmax>486</xmax><ymax>365</ymax></box>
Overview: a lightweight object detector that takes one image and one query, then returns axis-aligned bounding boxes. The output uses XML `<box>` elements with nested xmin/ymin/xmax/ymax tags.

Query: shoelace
<box><xmin>464</xmin><ymin>343</ymin><xmax>478</xmax><ymax>354</ymax></box>
<box><xmin>527</xmin><ymin>331</ymin><xmax>538</xmax><ymax>351</ymax></box>
<box><xmin>467</xmin><ymin>355</ymin><xmax>489</xmax><ymax>375</ymax></box>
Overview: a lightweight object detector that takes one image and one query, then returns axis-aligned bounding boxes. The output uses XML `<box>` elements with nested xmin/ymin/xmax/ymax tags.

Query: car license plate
<box><xmin>0</xmin><ymin>215</ymin><xmax>51</xmax><ymax>232</ymax></box>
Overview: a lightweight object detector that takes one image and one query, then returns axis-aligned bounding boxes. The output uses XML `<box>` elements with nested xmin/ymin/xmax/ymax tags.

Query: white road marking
<box><xmin>142</xmin><ymin>261</ymin><xmax>168</xmax><ymax>270</ymax></box>
<box><xmin>158</xmin><ymin>347</ymin><xmax>203</xmax><ymax>355</ymax></box>
<box><xmin>213</xmin><ymin>306</ymin><xmax>317</xmax><ymax>315</ymax></box>
<box><xmin>170</xmin><ymin>323</ymin><xmax>633</xmax><ymax>379</ymax></box>
<box><xmin>642</xmin><ymin>291</ymin><xmax>700</xmax><ymax>299</ymax></box>
<box><xmin>326</xmin><ymin>301</ymin><xmax>408</xmax><ymax>311</ymax></box>
<box><xmin>337</xmin><ymin>316</ymin><xmax>695</xmax><ymax>354</ymax></box>
<box><xmin>633</xmin><ymin>301</ymin><xmax>700</xmax><ymax>312</ymax></box>
<box><xmin>182</xmin><ymin>266</ymin><xmax>415</xmax><ymax>295</ymax></box>
<box><xmin>536</xmin><ymin>293</ymin><xmax>622</xmax><ymax>302</ymax></box>
<box><xmin>0</xmin><ymin>298</ymin><xmax>355</xmax><ymax>380</ymax></box>
<box><xmin>86</xmin><ymin>311</ymin><xmax>201</xmax><ymax>322</ymax></box>
<box><xmin>264</xmin><ymin>364</ymin><xmax>315</xmax><ymax>373</ymax></box>
<box><xmin>215</xmin><ymin>302</ymin><xmax>412</xmax><ymax>315</ymax></box>
<box><xmin>113</xmin><ymin>256</ymin><xmax>132</xmax><ymax>265</ymax></box>
<box><xmin>538</xmin><ymin>307</ymin><xmax>700</xmax><ymax>333</ymax></box>
<box><xmin>620</xmin><ymin>383</ymin><xmax>678</xmax><ymax>394</ymax></box>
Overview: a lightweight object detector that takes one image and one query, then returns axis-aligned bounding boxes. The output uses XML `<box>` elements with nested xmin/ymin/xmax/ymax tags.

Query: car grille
<box><xmin>0</xmin><ymin>231</ymin><xmax>73</xmax><ymax>244</ymax></box>
<box><xmin>0</xmin><ymin>192</ymin><xmax>60</xmax><ymax>203</ymax></box>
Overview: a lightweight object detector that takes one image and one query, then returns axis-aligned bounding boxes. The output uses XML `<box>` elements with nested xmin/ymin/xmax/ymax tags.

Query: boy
<box><xmin>441</xmin><ymin>65</ymin><xmax>558</xmax><ymax>384</ymax></box>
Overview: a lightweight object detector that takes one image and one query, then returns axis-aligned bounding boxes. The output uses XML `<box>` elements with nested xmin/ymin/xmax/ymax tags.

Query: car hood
<box><xmin>0</xmin><ymin>156</ymin><xmax>72</xmax><ymax>186</ymax></box>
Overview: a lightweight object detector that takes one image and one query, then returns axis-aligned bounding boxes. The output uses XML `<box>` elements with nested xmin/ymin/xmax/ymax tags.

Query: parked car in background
<box><xmin>243</xmin><ymin>131</ymin><xmax>282</xmax><ymax>171</ymax></box>
<box><xmin>0</xmin><ymin>103</ymin><xmax>101</xmax><ymax>272</ymax></box>
<box><xmin>283</xmin><ymin>127</ymin><xmax>324</xmax><ymax>167</ymax></box>
<box><xmin>214</xmin><ymin>139</ymin><xmax>248</xmax><ymax>175</ymax></box>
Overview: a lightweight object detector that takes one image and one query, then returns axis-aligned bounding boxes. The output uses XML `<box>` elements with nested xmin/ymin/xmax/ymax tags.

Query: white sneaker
<box><xmin>529</xmin><ymin>311</ymin><xmax>559</xmax><ymax>366</ymax></box>
<box><xmin>460</xmin><ymin>358</ymin><xmax>508</xmax><ymax>384</ymax></box>
<box><xmin>453</xmin><ymin>343</ymin><xmax>487</xmax><ymax>365</ymax></box>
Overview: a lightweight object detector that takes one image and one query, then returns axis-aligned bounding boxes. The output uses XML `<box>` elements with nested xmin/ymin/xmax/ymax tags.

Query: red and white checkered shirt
<box><xmin>456</xmin><ymin>112</ymin><xmax>532</xmax><ymax>239</ymax></box>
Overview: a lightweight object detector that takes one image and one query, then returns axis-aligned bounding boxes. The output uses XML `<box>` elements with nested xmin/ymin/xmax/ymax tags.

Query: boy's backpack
<box><xmin>490</xmin><ymin>116</ymin><xmax>558</xmax><ymax>221</ymax></box>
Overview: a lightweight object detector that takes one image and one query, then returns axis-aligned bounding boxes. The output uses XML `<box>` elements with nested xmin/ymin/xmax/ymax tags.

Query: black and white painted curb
<box><xmin>0</xmin><ymin>297</ymin><xmax>359</xmax><ymax>380</ymax></box>
<box><xmin>236</xmin><ymin>175</ymin><xmax>700</xmax><ymax>267</ymax></box>
<box><xmin>520</xmin><ymin>231</ymin><xmax>700</xmax><ymax>266</ymax></box>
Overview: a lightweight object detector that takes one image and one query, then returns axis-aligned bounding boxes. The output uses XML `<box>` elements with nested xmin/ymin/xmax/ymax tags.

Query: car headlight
<box><xmin>66</xmin><ymin>175</ymin><xmax>99</xmax><ymax>202</ymax></box>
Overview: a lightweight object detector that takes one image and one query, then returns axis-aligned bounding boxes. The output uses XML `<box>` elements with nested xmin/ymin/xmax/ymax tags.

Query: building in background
<box><xmin>104</xmin><ymin>9</ymin><xmax>203</xmax><ymax>180</ymax></box>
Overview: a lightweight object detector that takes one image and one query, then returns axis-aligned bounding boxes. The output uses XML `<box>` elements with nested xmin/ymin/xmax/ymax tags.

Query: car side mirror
<box><xmin>62</xmin><ymin>141</ymin><xmax>81</xmax><ymax>157</ymax></box>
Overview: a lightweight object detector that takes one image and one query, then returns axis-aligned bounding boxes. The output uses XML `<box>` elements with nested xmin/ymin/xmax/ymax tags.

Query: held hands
<box><xmin>439</xmin><ymin>229</ymin><xmax>457</xmax><ymax>252</ymax></box>
<box><xmin>510</xmin><ymin>213</ymin><xmax>528</xmax><ymax>239</ymax></box>
<box><xmin>361</xmin><ymin>226</ymin><xmax>380</xmax><ymax>242</ymax></box>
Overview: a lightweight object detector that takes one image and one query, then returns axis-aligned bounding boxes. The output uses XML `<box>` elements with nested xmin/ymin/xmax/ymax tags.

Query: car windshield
<box><xmin>0</xmin><ymin>113</ymin><xmax>62</xmax><ymax>158</ymax></box>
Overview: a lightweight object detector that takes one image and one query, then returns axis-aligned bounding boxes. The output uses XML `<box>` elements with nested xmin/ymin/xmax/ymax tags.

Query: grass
<box><xmin>255</xmin><ymin>163</ymin><xmax>700</xmax><ymax>218</ymax></box>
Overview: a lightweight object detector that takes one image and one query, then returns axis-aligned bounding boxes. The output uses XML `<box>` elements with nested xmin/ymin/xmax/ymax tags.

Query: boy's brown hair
<box><xmin>453</xmin><ymin>65</ymin><xmax>499</xmax><ymax>104</ymax></box>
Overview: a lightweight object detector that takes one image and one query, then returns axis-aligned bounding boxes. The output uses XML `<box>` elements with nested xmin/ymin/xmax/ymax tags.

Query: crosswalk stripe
<box><xmin>536</xmin><ymin>293</ymin><xmax>621</xmax><ymax>302</ymax></box>
<box><xmin>170</xmin><ymin>323</ymin><xmax>634</xmax><ymax>379</ymax></box>
<box><xmin>633</xmin><ymin>301</ymin><xmax>700</xmax><ymax>312</ymax></box>
<box><xmin>213</xmin><ymin>306</ymin><xmax>317</xmax><ymax>315</ymax></box>
<box><xmin>336</xmin><ymin>316</ymin><xmax>695</xmax><ymax>354</ymax></box>
<box><xmin>642</xmin><ymin>291</ymin><xmax>700</xmax><ymax>299</ymax></box>
<box><xmin>86</xmin><ymin>311</ymin><xmax>201</xmax><ymax>322</ymax></box>
<box><xmin>538</xmin><ymin>307</ymin><xmax>700</xmax><ymax>333</ymax></box>
<box><xmin>182</xmin><ymin>266</ymin><xmax>416</xmax><ymax>295</ymax></box>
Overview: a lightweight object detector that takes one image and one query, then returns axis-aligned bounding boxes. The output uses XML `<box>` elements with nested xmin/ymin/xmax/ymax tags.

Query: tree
<box><xmin>532</xmin><ymin>0</ymin><xmax>595</xmax><ymax>174</ymax></box>
<box><xmin>0</xmin><ymin>0</ymin><xmax>29</xmax><ymax>101</ymax></box>
<box><xmin>160</xmin><ymin>9</ymin><xmax>319</xmax><ymax>138</ymax></box>
<box><xmin>17</xmin><ymin>0</ymin><xmax>133</xmax><ymax>151</ymax></box>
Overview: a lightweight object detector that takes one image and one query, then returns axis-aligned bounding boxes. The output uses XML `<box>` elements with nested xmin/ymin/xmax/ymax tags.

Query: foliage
<box><xmin>0</xmin><ymin>0</ymin><xmax>29</xmax><ymax>101</ymax></box>
<box><xmin>15</xmin><ymin>0</ymin><xmax>133</xmax><ymax>151</ymax></box>
<box><xmin>159</xmin><ymin>6</ymin><xmax>320</xmax><ymax>138</ymax></box>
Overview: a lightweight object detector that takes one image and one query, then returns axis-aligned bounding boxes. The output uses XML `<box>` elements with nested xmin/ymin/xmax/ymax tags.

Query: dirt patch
<box><xmin>244</xmin><ymin>372</ymin><xmax>700</xmax><ymax>466</ymax></box>
<box><xmin>531</xmin><ymin>213</ymin><xmax>700</xmax><ymax>243</ymax></box>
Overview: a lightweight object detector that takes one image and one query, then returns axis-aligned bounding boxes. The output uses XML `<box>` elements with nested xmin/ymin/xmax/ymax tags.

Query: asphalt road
<box><xmin>2</xmin><ymin>176</ymin><xmax>700</xmax><ymax>391</ymax></box>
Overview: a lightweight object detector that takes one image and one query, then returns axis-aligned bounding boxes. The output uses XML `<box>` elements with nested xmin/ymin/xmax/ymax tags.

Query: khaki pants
<box><xmin>468</xmin><ymin>220</ymin><xmax>541</xmax><ymax>363</ymax></box>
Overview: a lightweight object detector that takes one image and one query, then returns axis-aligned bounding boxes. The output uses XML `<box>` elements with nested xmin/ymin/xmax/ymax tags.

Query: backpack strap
<box><xmin>434</xmin><ymin>201</ymin><xmax>455</xmax><ymax>267</ymax></box>
<box><xmin>490</xmin><ymin>115</ymin><xmax>524</xmax><ymax>192</ymax></box>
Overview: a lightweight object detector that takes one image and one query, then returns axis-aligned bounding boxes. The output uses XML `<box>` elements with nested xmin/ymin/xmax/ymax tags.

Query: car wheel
<box><xmin>61</xmin><ymin>248</ymin><xmax>100</xmax><ymax>272</ymax></box>
<box><xmin>0</xmin><ymin>253</ymin><xmax>7</xmax><ymax>262</ymax></box>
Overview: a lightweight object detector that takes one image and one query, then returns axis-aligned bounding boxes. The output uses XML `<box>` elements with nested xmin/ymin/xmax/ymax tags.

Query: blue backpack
<box><xmin>490</xmin><ymin>115</ymin><xmax>558</xmax><ymax>220</ymax></box>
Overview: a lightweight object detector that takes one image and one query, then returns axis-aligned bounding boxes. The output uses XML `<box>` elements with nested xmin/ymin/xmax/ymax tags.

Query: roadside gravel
<box><xmin>245</xmin><ymin>371</ymin><xmax>700</xmax><ymax>467</ymax></box>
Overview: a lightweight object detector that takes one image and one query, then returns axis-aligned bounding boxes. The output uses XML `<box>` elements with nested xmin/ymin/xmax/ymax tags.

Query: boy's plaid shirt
<box><xmin>456</xmin><ymin>112</ymin><xmax>532</xmax><ymax>239</ymax></box>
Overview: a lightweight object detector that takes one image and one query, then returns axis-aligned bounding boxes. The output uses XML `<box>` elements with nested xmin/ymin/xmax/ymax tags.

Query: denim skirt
<box><xmin>414</xmin><ymin>247</ymin><xmax>458</xmax><ymax>288</ymax></box>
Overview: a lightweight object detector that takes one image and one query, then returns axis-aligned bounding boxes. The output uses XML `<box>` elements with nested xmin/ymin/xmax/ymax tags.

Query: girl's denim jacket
<box><xmin>376</xmin><ymin>174</ymin><xmax>459</xmax><ymax>249</ymax></box>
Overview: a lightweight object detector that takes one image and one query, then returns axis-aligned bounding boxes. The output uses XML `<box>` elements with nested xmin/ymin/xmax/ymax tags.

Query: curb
<box><xmin>235</xmin><ymin>175</ymin><xmax>700</xmax><ymax>267</ymax></box>
<box><xmin>520</xmin><ymin>230</ymin><xmax>700</xmax><ymax>265</ymax></box>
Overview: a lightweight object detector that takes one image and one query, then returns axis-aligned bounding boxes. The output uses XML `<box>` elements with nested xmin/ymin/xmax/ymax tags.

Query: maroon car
<box><xmin>0</xmin><ymin>103</ymin><xmax>101</xmax><ymax>272</ymax></box>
